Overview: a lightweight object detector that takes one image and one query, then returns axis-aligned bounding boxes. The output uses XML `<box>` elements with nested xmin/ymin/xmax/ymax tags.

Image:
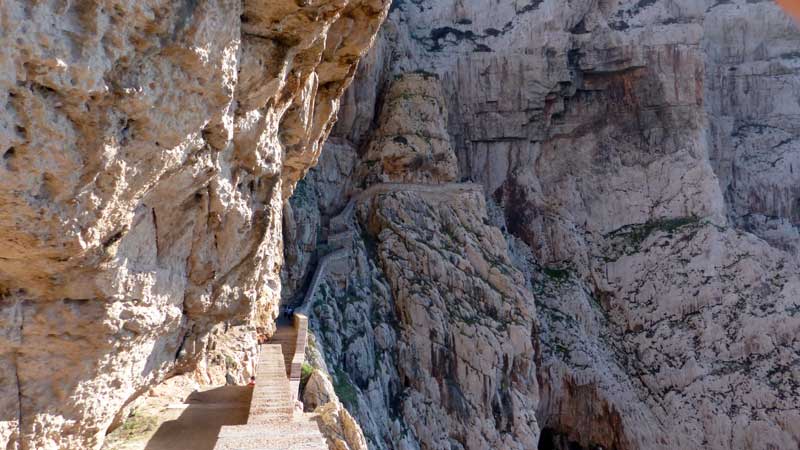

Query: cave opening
<box><xmin>538</xmin><ymin>427</ymin><xmax>603</xmax><ymax>450</ymax></box>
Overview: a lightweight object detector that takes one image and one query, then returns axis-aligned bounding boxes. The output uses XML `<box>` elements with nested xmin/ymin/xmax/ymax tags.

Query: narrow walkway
<box><xmin>139</xmin><ymin>387</ymin><xmax>251</xmax><ymax>450</ymax></box>
<box><xmin>213</xmin><ymin>316</ymin><xmax>327</xmax><ymax>450</ymax></box>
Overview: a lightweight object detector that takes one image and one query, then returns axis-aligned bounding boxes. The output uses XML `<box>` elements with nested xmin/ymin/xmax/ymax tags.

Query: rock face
<box><xmin>5</xmin><ymin>0</ymin><xmax>800</xmax><ymax>449</ymax></box>
<box><xmin>0</xmin><ymin>1</ymin><xmax>389</xmax><ymax>449</ymax></box>
<box><xmin>291</xmin><ymin>74</ymin><xmax>540</xmax><ymax>450</ymax></box>
<box><xmin>358</xmin><ymin>73</ymin><xmax>458</xmax><ymax>184</ymax></box>
<box><xmin>302</xmin><ymin>369</ymin><xmax>370</xmax><ymax>450</ymax></box>
<box><xmin>283</xmin><ymin>1</ymin><xmax>800</xmax><ymax>449</ymax></box>
<box><xmin>360</xmin><ymin>187</ymin><xmax>540</xmax><ymax>450</ymax></box>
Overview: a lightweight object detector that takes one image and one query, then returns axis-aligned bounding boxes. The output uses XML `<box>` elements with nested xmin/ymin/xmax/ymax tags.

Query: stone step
<box><xmin>218</xmin><ymin>417</ymin><xmax>323</xmax><ymax>437</ymax></box>
<box><xmin>250</xmin><ymin>397</ymin><xmax>291</xmax><ymax>404</ymax></box>
<box><xmin>249</xmin><ymin>404</ymin><xmax>293</xmax><ymax>412</ymax></box>
<box><xmin>215</xmin><ymin>440</ymin><xmax>328</xmax><ymax>450</ymax></box>
<box><xmin>219</xmin><ymin>424</ymin><xmax>324</xmax><ymax>443</ymax></box>
<box><xmin>252</xmin><ymin>385</ymin><xmax>289</xmax><ymax>391</ymax></box>
<box><xmin>252</xmin><ymin>386</ymin><xmax>290</xmax><ymax>393</ymax></box>
<box><xmin>255</xmin><ymin>373</ymin><xmax>287</xmax><ymax>377</ymax></box>
<box><xmin>248</xmin><ymin>410</ymin><xmax>294</xmax><ymax>418</ymax></box>
<box><xmin>252</xmin><ymin>386</ymin><xmax>289</xmax><ymax>392</ymax></box>
<box><xmin>246</xmin><ymin>414</ymin><xmax>294</xmax><ymax>425</ymax></box>
<box><xmin>219</xmin><ymin>425</ymin><xmax>324</xmax><ymax>440</ymax></box>
<box><xmin>250</xmin><ymin>392</ymin><xmax>291</xmax><ymax>400</ymax></box>
<box><xmin>252</xmin><ymin>387</ymin><xmax>290</xmax><ymax>394</ymax></box>
<box><xmin>249</xmin><ymin>399</ymin><xmax>293</xmax><ymax>407</ymax></box>
<box><xmin>249</xmin><ymin>403</ymin><xmax>294</xmax><ymax>412</ymax></box>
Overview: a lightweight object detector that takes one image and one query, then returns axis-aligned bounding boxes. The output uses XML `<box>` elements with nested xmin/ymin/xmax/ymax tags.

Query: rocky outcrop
<box><xmin>358</xmin><ymin>73</ymin><xmax>458</xmax><ymax>184</ymax></box>
<box><xmin>0</xmin><ymin>1</ymin><xmax>389</xmax><ymax>449</ymax></box>
<box><xmin>304</xmin><ymin>369</ymin><xmax>337</xmax><ymax>412</ymax></box>
<box><xmin>360</xmin><ymin>187</ymin><xmax>540</xmax><ymax>450</ymax></box>
<box><xmin>316</xmin><ymin>401</ymin><xmax>370</xmax><ymax>450</ymax></box>
<box><xmin>283</xmin><ymin>1</ymin><xmax>800</xmax><ymax>449</ymax></box>
<box><xmin>302</xmin><ymin>369</ymin><xmax>369</xmax><ymax>450</ymax></box>
<box><xmin>288</xmin><ymin>74</ymin><xmax>540</xmax><ymax>450</ymax></box>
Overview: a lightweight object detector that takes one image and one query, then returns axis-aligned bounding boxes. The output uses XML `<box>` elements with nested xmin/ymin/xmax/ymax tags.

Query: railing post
<box><xmin>289</xmin><ymin>313</ymin><xmax>308</xmax><ymax>404</ymax></box>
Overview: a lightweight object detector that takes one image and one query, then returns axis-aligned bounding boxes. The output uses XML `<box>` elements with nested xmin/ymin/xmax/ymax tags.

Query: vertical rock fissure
<box><xmin>15</xmin><ymin>359</ymin><xmax>22</xmax><ymax>450</ymax></box>
<box><xmin>15</xmin><ymin>302</ymin><xmax>24</xmax><ymax>450</ymax></box>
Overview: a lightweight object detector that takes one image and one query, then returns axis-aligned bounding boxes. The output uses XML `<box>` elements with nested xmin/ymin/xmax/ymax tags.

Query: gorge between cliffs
<box><xmin>2</xmin><ymin>1</ymin><xmax>800</xmax><ymax>450</ymax></box>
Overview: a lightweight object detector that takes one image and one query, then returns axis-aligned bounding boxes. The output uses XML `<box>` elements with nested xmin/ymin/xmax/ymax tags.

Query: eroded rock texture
<box><xmin>358</xmin><ymin>73</ymin><xmax>458</xmax><ymax>184</ymax></box>
<box><xmin>288</xmin><ymin>74</ymin><xmax>539</xmax><ymax>450</ymax></box>
<box><xmin>360</xmin><ymin>187</ymin><xmax>540</xmax><ymax>450</ymax></box>
<box><xmin>284</xmin><ymin>1</ymin><xmax>800</xmax><ymax>449</ymax></box>
<box><xmin>0</xmin><ymin>1</ymin><xmax>389</xmax><ymax>449</ymax></box>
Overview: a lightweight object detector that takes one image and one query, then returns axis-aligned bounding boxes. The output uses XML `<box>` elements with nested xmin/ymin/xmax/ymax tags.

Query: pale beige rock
<box><xmin>316</xmin><ymin>401</ymin><xmax>369</xmax><ymax>450</ymax></box>
<box><xmin>0</xmin><ymin>0</ymin><xmax>389</xmax><ymax>449</ymax></box>
<box><xmin>304</xmin><ymin>370</ymin><xmax>337</xmax><ymax>411</ymax></box>
<box><xmin>358</xmin><ymin>73</ymin><xmax>458</xmax><ymax>184</ymax></box>
<box><xmin>361</xmin><ymin>187</ymin><xmax>540</xmax><ymax>450</ymax></box>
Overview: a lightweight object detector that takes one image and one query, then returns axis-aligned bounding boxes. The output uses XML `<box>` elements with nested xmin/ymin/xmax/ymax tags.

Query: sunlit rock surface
<box><xmin>0</xmin><ymin>0</ymin><xmax>389</xmax><ymax>448</ymax></box>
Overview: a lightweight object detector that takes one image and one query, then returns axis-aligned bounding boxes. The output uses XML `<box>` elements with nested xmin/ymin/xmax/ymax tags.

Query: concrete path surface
<box><xmin>142</xmin><ymin>386</ymin><xmax>251</xmax><ymax>450</ymax></box>
<box><xmin>105</xmin><ymin>319</ymin><xmax>324</xmax><ymax>450</ymax></box>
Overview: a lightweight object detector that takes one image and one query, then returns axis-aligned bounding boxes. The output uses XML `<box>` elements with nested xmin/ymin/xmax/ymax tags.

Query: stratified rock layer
<box><xmin>0</xmin><ymin>1</ymin><xmax>389</xmax><ymax>449</ymax></box>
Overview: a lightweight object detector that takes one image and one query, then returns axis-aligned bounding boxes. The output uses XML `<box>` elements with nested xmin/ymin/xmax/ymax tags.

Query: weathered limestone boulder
<box><xmin>303</xmin><ymin>369</ymin><xmax>337</xmax><ymax>411</ymax></box>
<box><xmin>316</xmin><ymin>401</ymin><xmax>370</xmax><ymax>450</ymax></box>
<box><xmin>0</xmin><ymin>0</ymin><xmax>389</xmax><ymax>449</ymax></box>
<box><xmin>300</xmin><ymin>367</ymin><xmax>370</xmax><ymax>450</ymax></box>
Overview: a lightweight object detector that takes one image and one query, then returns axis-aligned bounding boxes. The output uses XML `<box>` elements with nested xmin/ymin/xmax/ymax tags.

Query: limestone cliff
<box><xmin>287</xmin><ymin>74</ymin><xmax>540</xmax><ymax>450</ymax></box>
<box><xmin>284</xmin><ymin>1</ymin><xmax>800</xmax><ymax>449</ymax></box>
<box><xmin>0</xmin><ymin>1</ymin><xmax>389</xmax><ymax>449</ymax></box>
<box><xmin>4</xmin><ymin>1</ymin><xmax>800</xmax><ymax>449</ymax></box>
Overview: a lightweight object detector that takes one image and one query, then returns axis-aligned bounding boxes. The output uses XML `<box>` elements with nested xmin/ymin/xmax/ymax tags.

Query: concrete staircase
<box><xmin>213</xmin><ymin>184</ymin><xmax>480</xmax><ymax>449</ymax></box>
<box><xmin>213</xmin><ymin>316</ymin><xmax>327</xmax><ymax>450</ymax></box>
